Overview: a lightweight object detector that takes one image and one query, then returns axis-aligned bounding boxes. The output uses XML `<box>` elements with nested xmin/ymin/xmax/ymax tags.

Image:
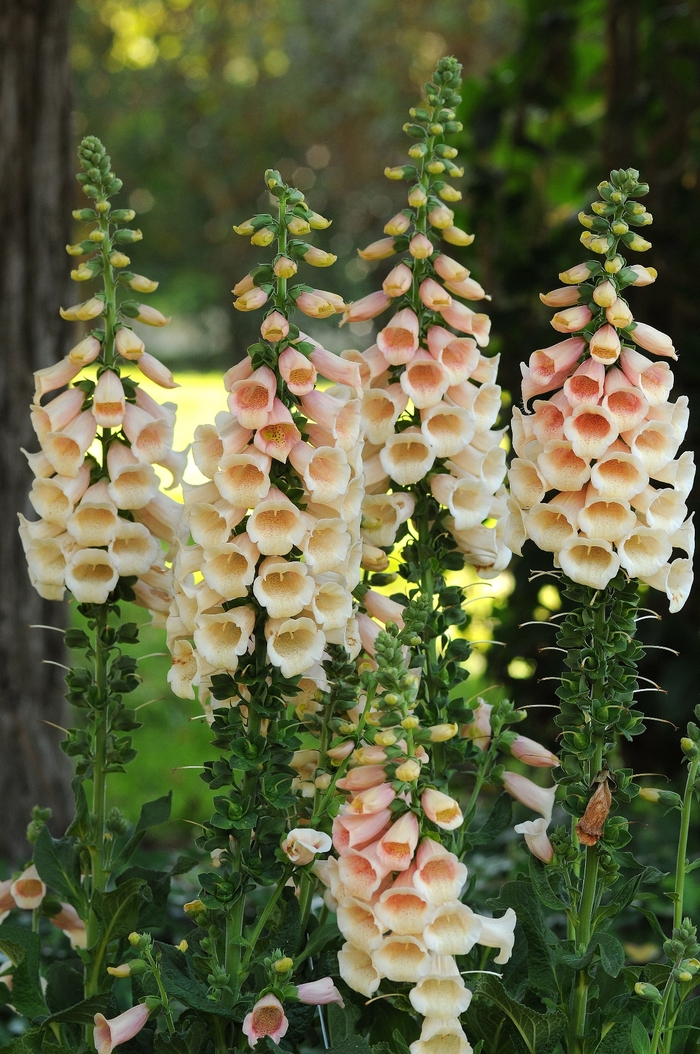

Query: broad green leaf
<box><xmin>118</xmin><ymin>792</ymin><xmax>172</xmax><ymax>865</ymax></box>
<box><xmin>44</xmin><ymin>960</ymin><xmax>84</xmax><ymax>1015</ymax></box>
<box><xmin>487</xmin><ymin>880</ymin><xmax>560</xmax><ymax>996</ymax></box>
<box><xmin>44</xmin><ymin>995</ymin><xmax>116</xmax><ymax>1026</ymax></box>
<box><xmin>470</xmin><ymin>793</ymin><xmax>513</xmax><ymax>846</ymax></box>
<box><xmin>328</xmin><ymin>1034</ymin><xmax>374</xmax><ymax>1054</ymax></box>
<box><xmin>631</xmin><ymin>1017</ymin><xmax>651</xmax><ymax>1054</ymax></box>
<box><xmin>475</xmin><ymin>975</ymin><xmax>566</xmax><ymax>1054</ymax></box>
<box><xmin>327</xmin><ymin>1000</ymin><xmax>361</xmax><ymax>1049</ymax></box>
<box><xmin>528</xmin><ymin>857</ymin><xmax>569</xmax><ymax>912</ymax></box>
<box><xmin>596</xmin><ymin>932</ymin><xmax>625</xmax><ymax>978</ymax></box>
<box><xmin>33</xmin><ymin>827</ymin><xmax>85</xmax><ymax>913</ymax></box>
<box><xmin>293</xmin><ymin>922</ymin><xmax>341</xmax><ymax>966</ymax></box>
<box><xmin>155</xmin><ymin>941</ymin><xmax>236</xmax><ymax>1017</ymax></box>
<box><xmin>116</xmin><ymin>866</ymin><xmax>170</xmax><ymax>930</ymax></box>
<box><xmin>0</xmin><ymin>926</ymin><xmax>48</xmax><ymax>1020</ymax></box>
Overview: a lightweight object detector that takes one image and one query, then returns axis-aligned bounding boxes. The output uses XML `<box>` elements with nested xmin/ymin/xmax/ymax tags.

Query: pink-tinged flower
<box><xmin>122</xmin><ymin>404</ymin><xmax>173</xmax><ymax>465</ymax></box>
<box><xmin>0</xmin><ymin>879</ymin><xmax>16</xmax><ymax>922</ymax></box>
<box><xmin>228</xmin><ymin>366</ymin><xmax>277</xmax><ymax>430</ymax></box>
<box><xmin>472</xmin><ymin>907</ymin><xmax>517</xmax><ymax>964</ymax></box>
<box><xmin>374</xmin><ymin>869</ymin><xmax>437</xmax><ymax>935</ymax></box>
<box><xmin>278</xmin><ymin>347</ymin><xmax>316</xmax><ymax>396</ymax></box>
<box><xmin>412</xmin><ymin>840</ymin><xmax>467</xmax><ymax>906</ymax></box>
<box><xmin>308</xmin><ymin>345</ymin><xmax>362</xmax><ymax>389</ymax></box>
<box><xmin>521</xmin><ymin>365</ymin><xmax>576</xmax><ymax>405</ymax></box>
<box><xmin>333</xmin><ymin>809</ymin><xmax>392</xmax><ymax>855</ymax></box>
<box><xmin>563</xmin><ymin>404</ymin><xmax>618</xmax><ymax>459</ymax></box>
<box><xmin>550</xmin><ymin>304</ymin><xmax>592</xmax><ymax>333</ymax></box>
<box><xmin>242</xmin><ymin>994</ymin><xmax>289</xmax><ymax>1048</ymax></box>
<box><xmin>341</xmin><ymin>290</ymin><xmax>391</xmax><ymax>325</ymax></box>
<box><xmin>233</xmin><ymin>273</ymin><xmax>255</xmax><ymax>296</ymax></box>
<box><xmin>301</xmin><ymin>389</ymin><xmax>360</xmax><ymax>451</ymax></box>
<box><xmin>408</xmin><ymin>233</ymin><xmax>434</xmax><ymax>259</ymax></box>
<box><xmin>527</xmin><ymin>336</ymin><xmax>585</xmax><ymax>387</ymax></box>
<box><xmin>419</xmin><ymin>277</ymin><xmax>451</xmax><ymax>310</ymax></box>
<box><xmin>379</xmin><ymin>428</ymin><xmax>436</xmax><ymax>486</ymax></box>
<box><xmin>337</xmin><ymin>943</ymin><xmax>381</xmax><ymax>997</ymax></box>
<box><xmin>409</xmin><ymin>955</ymin><xmax>472</xmax><ymax>1018</ymax></box>
<box><xmin>42</xmin><ymin>411</ymin><xmax>97</xmax><ymax>478</ymax></box>
<box><xmin>588</xmin><ymin>323</ymin><xmax>621</xmax><ymax>365</ymax></box>
<box><xmin>376</xmin><ymin>811</ymin><xmax>420</xmax><ymax>871</ymax></box>
<box><xmin>282</xmin><ymin>828</ymin><xmax>332</xmax><ymax>866</ymax></box>
<box><xmin>336</xmin><ymin>765</ymin><xmax>387</xmax><ymax>793</ymax></box>
<box><xmin>295</xmin><ymin>291</ymin><xmax>336</xmax><ymax>319</ymax></box>
<box><xmin>93</xmin><ymin>1005</ymin><xmax>151</xmax><ymax>1054</ymax></box>
<box><xmin>462</xmin><ymin>699</ymin><xmax>492</xmax><ymax>749</ymax></box>
<box><xmin>296</xmin><ymin>979</ymin><xmax>344</xmax><ymax>1007</ymax></box>
<box><xmin>337</xmin><ymin>844</ymin><xmax>391</xmax><ymax>900</ymax></box>
<box><xmin>254</xmin><ymin>399</ymin><xmax>302</xmax><ymax>462</ymax></box>
<box><xmin>559</xmin><ymin>261</ymin><xmax>593</xmax><ymax>284</ymax></box>
<box><xmin>433</xmin><ymin>253</ymin><xmax>469</xmax><ymax>283</ymax></box>
<box><xmin>363</xmin><ymin>590</ymin><xmax>405</xmax><ymax>628</ymax></box>
<box><xmin>234</xmin><ymin>286</ymin><xmax>269</xmax><ymax>312</ymax></box>
<box><xmin>510</xmin><ymin>736</ymin><xmax>558</xmax><ymax>768</ymax></box>
<box><xmin>514</xmin><ymin>818</ymin><xmax>554</xmax><ymax>863</ymax></box>
<box><xmin>135</xmin><ymin>304</ymin><xmax>170</xmax><ymax>327</ymax></box>
<box><xmin>376</xmin><ymin>308</ymin><xmax>420</xmax><ymax>365</ymax></box>
<box><xmin>358</xmin><ymin>237</ymin><xmax>397</xmax><ymax>261</ymax></box>
<box><xmin>445</xmin><ymin>275</ymin><xmax>488</xmax><ymax>301</ymax></box>
<box><xmin>619</xmin><ymin>349</ymin><xmax>673</xmax><ymax>406</ymax></box>
<box><xmin>439</xmin><ymin>301</ymin><xmax>491</xmax><ymax>346</ymax></box>
<box><xmin>114</xmin><ymin>326</ymin><xmax>145</xmax><ymax>360</ymax></box>
<box><xmin>31</xmin><ymin>386</ymin><xmax>84</xmax><ymax>441</ymax></box>
<box><xmin>260</xmin><ymin>311</ymin><xmax>289</xmax><ymax>343</ymax></box>
<box><xmin>530</xmin><ymin>392</ymin><xmax>571</xmax><ymax>444</ymax></box>
<box><xmin>93</xmin><ymin>370</ymin><xmax>126</xmax><ymax>428</ymax></box>
<box><xmin>344</xmin><ymin>782</ymin><xmax>396</xmax><ymax>816</ymax></box>
<box><xmin>539</xmin><ymin>286</ymin><xmax>582</xmax><ymax>308</ymax></box>
<box><xmin>428</xmin><ymin>204</ymin><xmax>454</xmax><ymax>229</ymax></box>
<box><xmin>33</xmin><ymin>357</ymin><xmax>83</xmax><ymax>400</ymax></box>
<box><xmin>502</xmin><ymin>772</ymin><xmax>556</xmax><ymax>821</ymax></box>
<box><xmin>134</xmin><ymin>352</ymin><xmax>179</xmax><ymax>389</ymax></box>
<box><xmin>383</xmin><ymin>262</ymin><xmax>413</xmax><ymax>298</ymax></box>
<box><xmin>48</xmin><ymin>902</ymin><xmax>87</xmax><ymax>948</ymax></box>
<box><xmin>631</xmin><ymin>322</ymin><xmax>677</xmax><ymax>359</ymax></box>
<box><xmin>564</xmin><ymin>358</ymin><xmax>606</xmax><ymax>407</ymax></box>
<box><xmin>59</xmin><ymin>296</ymin><xmax>104</xmax><ymax>322</ymax></box>
<box><xmin>605</xmin><ymin>297</ymin><xmax>633</xmax><ymax>328</ymax></box>
<box><xmin>421</xmin><ymin>788</ymin><xmax>464</xmax><ymax>830</ymax></box>
<box><xmin>385</xmin><ymin>212</ymin><xmax>411</xmax><ymax>236</ymax></box>
<box><xmin>400</xmin><ymin>352</ymin><xmax>449</xmax><ymax>408</ymax></box>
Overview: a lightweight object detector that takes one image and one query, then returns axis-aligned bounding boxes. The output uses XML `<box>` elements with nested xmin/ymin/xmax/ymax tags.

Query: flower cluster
<box><xmin>507</xmin><ymin>168</ymin><xmax>693</xmax><ymax>609</ymax></box>
<box><xmin>314</xmin><ymin>626</ymin><xmax>516</xmax><ymax>1054</ymax></box>
<box><xmin>344</xmin><ymin>56</ymin><xmax>509</xmax><ymax>579</ymax></box>
<box><xmin>167</xmin><ymin>169</ymin><xmax>364</xmax><ymax>709</ymax></box>
<box><xmin>19</xmin><ymin>136</ymin><xmax>183</xmax><ymax>617</ymax></box>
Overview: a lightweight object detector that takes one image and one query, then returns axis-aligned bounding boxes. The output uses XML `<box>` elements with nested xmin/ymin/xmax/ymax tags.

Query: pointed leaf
<box><xmin>475</xmin><ymin>975</ymin><xmax>565</xmax><ymax>1054</ymax></box>
<box><xmin>630</xmin><ymin>1017</ymin><xmax>650</xmax><ymax>1054</ymax></box>
<box><xmin>33</xmin><ymin>827</ymin><xmax>85</xmax><ymax>912</ymax></box>
<box><xmin>0</xmin><ymin>927</ymin><xmax>48</xmax><ymax>1020</ymax></box>
<box><xmin>470</xmin><ymin>793</ymin><xmax>513</xmax><ymax>846</ymax></box>
<box><xmin>118</xmin><ymin>792</ymin><xmax>172</xmax><ymax>865</ymax></box>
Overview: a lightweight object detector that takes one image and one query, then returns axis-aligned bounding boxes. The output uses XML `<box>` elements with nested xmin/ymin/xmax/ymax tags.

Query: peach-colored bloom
<box><xmin>234</xmin><ymin>286</ymin><xmax>269</xmax><ymax>312</ymax></box>
<box><xmin>358</xmin><ymin>237</ymin><xmax>397</xmax><ymax>261</ymax></box>
<box><xmin>383</xmin><ymin>263</ymin><xmax>413</xmax><ymax>298</ymax></box>
<box><xmin>260</xmin><ymin>311</ymin><xmax>289</xmax><ymax>343</ymax></box>
<box><xmin>277</xmin><ymin>346</ymin><xmax>316</xmax><ymax>396</ymax></box>
<box><xmin>421</xmin><ymin>788</ymin><xmax>464</xmax><ymax>830</ymax></box>
<box><xmin>540</xmin><ymin>286</ymin><xmax>582</xmax><ymax>308</ymax></box>
<box><xmin>419</xmin><ymin>277</ymin><xmax>451</xmax><ymax>310</ymax></box>
<box><xmin>94</xmin><ymin>1004</ymin><xmax>151</xmax><ymax>1054</ymax></box>
<box><xmin>564</xmin><ymin>358</ymin><xmax>606</xmax><ymax>406</ymax></box>
<box><xmin>228</xmin><ymin>366</ymin><xmax>277</xmax><ymax>430</ymax></box>
<box><xmin>514</xmin><ymin>818</ymin><xmax>554</xmax><ymax>863</ymax></box>
<box><xmin>282</xmin><ymin>828</ymin><xmax>332</xmax><ymax>866</ymax></box>
<box><xmin>502</xmin><ymin>772</ymin><xmax>556</xmax><ymax>821</ymax></box>
<box><xmin>550</xmin><ymin>304</ymin><xmax>592</xmax><ymax>333</ymax></box>
<box><xmin>408</xmin><ymin>233</ymin><xmax>434</xmax><ymax>259</ymax></box>
<box><xmin>114</xmin><ymin>326</ymin><xmax>145</xmax><ymax>360</ymax></box>
<box><xmin>242</xmin><ymin>994</ymin><xmax>289</xmax><ymax>1048</ymax></box>
<box><xmin>33</xmin><ymin>357</ymin><xmax>83</xmax><ymax>400</ymax></box>
<box><xmin>332</xmin><ymin>809</ymin><xmax>392</xmax><ymax>855</ymax></box>
<box><xmin>439</xmin><ymin>301</ymin><xmax>491</xmax><ymax>345</ymax></box>
<box><xmin>295</xmin><ymin>291</ymin><xmax>337</xmax><ymax>319</ymax></box>
<box><xmin>296</xmin><ymin>979</ymin><xmax>344</xmax><ymax>1006</ymax></box>
<box><xmin>10</xmin><ymin>865</ymin><xmax>46</xmax><ymax>909</ymax></box>
<box><xmin>376</xmin><ymin>811</ymin><xmax>420</xmax><ymax>871</ymax></box>
<box><xmin>631</xmin><ymin>322</ymin><xmax>677</xmax><ymax>359</ymax></box>
<box><xmin>93</xmin><ymin>370</ymin><xmax>126</xmax><ymax>428</ymax></box>
<box><xmin>134</xmin><ymin>352</ymin><xmax>179</xmax><ymax>389</ymax></box>
<box><xmin>589</xmin><ymin>323</ymin><xmax>621</xmax><ymax>365</ymax></box>
<box><xmin>341</xmin><ymin>290</ymin><xmax>391</xmax><ymax>324</ymax></box>
<box><xmin>48</xmin><ymin>902</ymin><xmax>87</xmax><ymax>948</ymax></box>
<box><xmin>254</xmin><ymin>399</ymin><xmax>302</xmax><ymax>462</ymax></box>
<box><xmin>377</xmin><ymin>308</ymin><xmax>420</xmax><ymax>365</ymax></box>
<box><xmin>510</xmin><ymin>735</ymin><xmax>558</xmax><ymax>768</ymax></box>
<box><xmin>400</xmin><ymin>352</ymin><xmax>449</xmax><ymax>408</ymax></box>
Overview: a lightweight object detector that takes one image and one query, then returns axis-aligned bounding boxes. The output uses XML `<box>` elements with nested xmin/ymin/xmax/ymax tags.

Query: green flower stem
<box><xmin>298</xmin><ymin>871</ymin><xmax>315</xmax><ymax>936</ymax></box>
<box><xmin>239</xmin><ymin>869</ymin><xmax>293</xmax><ymax>976</ymax></box>
<box><xmin>672</xmin><ymin>753</ymin><xmax>700</xmax><ymax>931</ymax></box>
<box><xmin>142</xmin><ymin>948</ymin><xmax>176</xmax><ymax>1034</ymax></box>
<box><xmin>211</xmin><ymin>1016</ymin><xmax>228</xmax><ymax>1054</ymax></box>
<box><xmin>650</xmin><ymin>973</ymin><xmax>676</xmax><ymax>1054</ymax></box>
<box><xmin>228</xmin><ymin>700</ymin><xmax>262</xmax><ymax>996</ymax></box>
<box><xmin>274</xmin><ymin>192</ymin><xmax>288</xmax><ymax>311</ymax></box>
<box><xmin>86</xmin><ymin>606</ymin><xmax>110</xmax><ymax>995</ymax></box>
<box><xmin>98</xmin><ymin>207</ymin><xmax>116</xmax><ymax>368</ymax></box>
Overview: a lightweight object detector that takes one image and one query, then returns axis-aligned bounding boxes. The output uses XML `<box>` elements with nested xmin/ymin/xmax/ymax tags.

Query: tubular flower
<box><xmin>507</xmin><ymin>168</ymin><xmax>693</xmax><ymax>609</ymax></box>
<box><xmin>20</xmin><ymin>137</ymin><xmax>183</xmax><ymax>617</ymax></box>
<box><xmin>168</xmin><ymin>169</ymin><xmax>365</xmax><ymax>711</ymax></box>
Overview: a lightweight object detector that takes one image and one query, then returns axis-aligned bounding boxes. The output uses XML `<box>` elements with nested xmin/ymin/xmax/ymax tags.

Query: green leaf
<box><xmin>119</xmin><ymin>792</ymin><xmax>172</xmax><ymax>864</ymax></box>
<box><xmin>487</xmin><ymin>879</ymin><xmax>560</xmax><ymax>996</ymax></box>
<box><xmin>154</xmin><ymin>1021</ymin><xmax>209</xmax><ymax>1054</ymax></box>
<box><xmin>528</xmin><ymin>857</ymin><xmax>569</xmax><ymax>912</ymax></box>
<box><xmin>44</xmin><ymin>995</ymin><xmax>116</xmax><ymax>1027</ymax></box>
<box><xmin>44</xmin><ymin>960</ymin><xmax>84</xmax><ymax>1015</ymax></box>
<box><xmin>0</xmin><ymin>926</ymin><xmax>48</xmax><ymax>1020</ymax></box>
<box><xmin>631</xmin><ymin>1017</ymin><xmax>650</xmax><ymax>1054</ymax></box>
<box><xmin>327</xmin><ymin>1000</ymin><xmax>361</xmax><ymax>1049</ymax></box>
<box><xmin>470</xmin><ymin>793</ymin><xmax>513</xmax><ymax>846</ymax></box>
<box><xmin>597</xmin><ymin>932</ymin><xmax>625</xmax><ymax>978</ymax></box>
<box><xmin>293</xmin><ymin>921</ymin><xmax>341</xmax><ymax>966</ymax></box>
<box><xmin>328</xmin><ymin>1035</ymin><xmax>374</xmax><ymax>1054</ymax></box>
<box><xmin>155</xmin><ymin>942</ymin><xmax>236</xmax><ymax>1017</ymax></box>
<box><xmin>33</xmin><ymin>827</ymin><xmax>85</xmax><ymax>912</ymax></box>
<box><xmin>116</xmin><ymin>866</ymin><xmax>170</xmax><ymax>929</ymax></box>
<box><xmin>475</xmin><ymin>976</ymin><xmax>566</xmax><ymax>1054</ymax></box>
<box><xmin>90</xmin><ymin>876</ymin><xmax>145</xmax><ymax>974</ymax></box>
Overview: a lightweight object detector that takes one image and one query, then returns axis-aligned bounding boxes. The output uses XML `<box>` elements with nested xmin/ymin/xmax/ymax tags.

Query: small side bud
<box><xmin>274</xmin><ymin>957</ymin><xmax>294</xmax><ymax>974</ymax></box>
<box><xmin>634</xmin><ymin>982</ymin><xmax>662</xmax><ymax>1002</ymax></box>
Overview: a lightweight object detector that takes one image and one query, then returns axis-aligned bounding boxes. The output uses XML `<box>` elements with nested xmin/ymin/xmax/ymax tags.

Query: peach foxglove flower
<box><xmin>514</xmin><ymin>818</ymin><xmax>554</xmax><ymax>863</ymax></box>
<box><xmin>383</xmin><ymin>263</ymin><xmax>413</xmax><ymax>298</ymax></box>
<box><xmin>358</xmin><ymin>237</ymin><xmax>397</xmax><ymax>261</ymax></box>
<box><xmin>376</xmin><ymin>811</ymin><xmax>420</xmax><ymax>871</ymax></box>
<box><xmin>421</xmin><ymin>788</ymin><xmax>464</xmax><ymax>830</ymax></box>
<box><xmin>247</xmin><ymin>488</ymin><xmax>306</xmax><ymax>555</ymax></box>
<box><xmin>282</xmin><ymin>828</ymin><xmax>332</xmax><ymax>866</ymax></box>
<box><xmin>409</xmin><ymin>955</ymin><xmax>473</xmax><ymax>1017</ymax></box>
<box><xmin>234</xmin><ymin>286</ymin><xmax>269</xmax><ymax>312</ymax></box>
<box><xmin>134</xmin><ymin>352</ymin><xmax>179</xmax><ymax>389</ymax></box>
<box><xmin>540</xmin><ymin>286</ymin><xmax>582</xmax><ymax>308</ymax></box>
<box><xmin>295</xmin><ymin>979</ymin><xmax>344</xmax><ymax>1006</ymax></box>
<box><xmin>564</xmin><ymin>358</ymin><xmax>606</xmax><ymax>406</ymax></box>
<box><xmin>122</xmin><ymin>404</ymin><xmax>173</xmax><ymax>465</ymax></box>
<box><xmin>502</xmin><ymin>772</ymin><xmax>556</xmax><ymax>821</ymax></box>
<box><xmin>253</xmin><ymin>557</ymin><xmax>315</xmax><ymax>618</ymax></box>
<box><xmin>550</xmin><ymin>304</ymin><xmax>593</xmax><ymax>333</ymax></box>
<box><xmin>332</xmin><ymin>809</ymin><xmax>392</xmax><ymax>855</ymax></box>
<box><xmin>400</xmin><ymin>353</ymin><xmax>450</xmax><ymax>409</ymax></box>
<box><xmin>419</xmin><ymin>277</ymin><xmax>452</xmax><ymax>310</ymax></box>
<box><xmin>114</xmin><ymin>326</ymin><xmax>145</xmax><ymax>360</ymax></box>
<box><xmin>10</xmin><ymin>865</ymin><xmax>46</xmax><ymax>909</ymax></box>
<box><xmin>472</xmin><ymin>907</ymin><xmax>517</xmax><ymax>964</ymax></box>
<box><xmin>242</xmin><ymin>994</ymin><xmax>289</xmax><ymax>1048</ymax></box>
<box><xmin>193</xmin><ymin>607</ymin><xmax>256</xmax><ymax>671</ymax></box>
<box><xmin>630</xmin><ymin>322</ymin><xmax>677</xmax><ymax>359</ymax></box>
<box><xmin>377</xmin><ymin>308</ymin><xmax>420</xmax><ymax>365</ymax></box>
<box><xmin>408</xmin><ymin>232</ymin><xmax>434</xmax><ymax>258</ymax></box>
<box><xmin>93</xmin><ymin>1004</ymin><xmax>151</xmax><ymax>1054</ymax></box>
<box><xmin>371</xmin><ymin>935</ymin><xmax>430</xmax><ymax>982</ymax></box>
<box><xmin>510</xmin><ymin>735</ymin><xmax>558</xmax><ymax>768</ymax></box>
<box><xmin>278</xmin><ymin>346</ymin><xmax>316</xmax><ymax>395</ymax></box>
<box><xmin>308</xmin><ymin>345</ymin><xmax>363</xmax><ymax>389</ymax></box>
<box><xmin>135</xmin><ymin>304</ymin><xmax>170</xmax><ymax>326</ymax></box>
<box><xmin>438</xmin><ymin>300</ymin><xmax>491</xmax><ymax>345</ymax></box>
<box><xmin>265</xmin><ymin>616</ymin><xmax>325</xmax><ymax>678</ymax></box>
<box><xmin>33</xmin><ymin>357</ymin><xmax>83</xmax><ymax>400</ymax></box>
<box><xmin>48</xmin><ymin>902</ymin><xmax>87</xmax><ymax>949</ymax></box>
<box><xmin>379</xmin><ymin>429</ymin><xmax>436</xmax><ymax>486</ymax></box>
<box><xmin>93</xmin><ymin>370</ymin><xmax>126</xmax><ymax>428</ymax></box>
<box><xmin>65</xmin><ymin>548</ymin><xmax>119</xmax><ymax>604</ymax></box>
<box><xmin>0</xmin><ymin>879</ymin><xmax>16</xmax><ymax>923</ymax></box>
<box><xmin>374</xmin><ymin>871</ymin><xmax>436</xmax><ymax>936</ymax></box>
<box><xmin>214</xmin><ymin>448</ymin><xmax>271</xmax><ymax>509</ymax></box>
<box><xmin>423</xmin><ymin>901</ymin><xmax>483</xmax><ymax>956</ymax></box>
<box><xmin>409</xmin><ymin>1018</ymin><xmax>472</xmax><ymax>1054</ymax></box>
<box><xmin>337</xmin><ymin>943</ymin><xmax>381</xmax><ymax>997</ymax></box>
<box><xmin>340</xmin><ymin>290</ymin><xmax>391</xmax><ymax>324</ymax></box>
<box><xmin>59</xmin><ymin>296</ymin><xmax>104</xmax><ymax>321</ymax></box>
<box><xmin>260</xmin><ymin>310</ymin><xmax>290</xmax><ymax>343</ymax></box>
<box><xmin>588</xmin><ymin>323</ymin><xmax>621</xmax><ymax>365</ymax></box>
<box><xmin>254</xmin><ymin>399</ymin><xmax>302</xmax><ymax>461</ymax></box>
<box><xmin>228</xmin><ymin>366</ymin><xmax>276</xmax><ymax>430</ymax></box>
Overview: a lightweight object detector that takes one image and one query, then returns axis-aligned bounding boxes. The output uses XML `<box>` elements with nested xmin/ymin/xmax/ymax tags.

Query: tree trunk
<box><xmin>0</xmin><ymin>0</ymin><xmax>74</xmax><ymax>862</ymax></box>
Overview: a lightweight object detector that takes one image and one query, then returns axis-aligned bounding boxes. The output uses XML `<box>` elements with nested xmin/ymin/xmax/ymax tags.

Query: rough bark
<box><xmin>0</xmin><ymin>0</ymin><xmax>74</xmax><ymax>862</ymax></box>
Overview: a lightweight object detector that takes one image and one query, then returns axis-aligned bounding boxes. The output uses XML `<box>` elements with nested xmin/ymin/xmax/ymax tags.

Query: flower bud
<box><xmin>408</xmin><ymin>186</ymin><xmax>428</xmax><ymax>208</ymax></box>
<box><xmin>287</xmin><ymin>216</ymin><xmax>311</xmax><ymax>236</ymax></box>
<box><xmin>428</xmin><ymin>205</ymin><xmax>454</xmax><ymax>229</ymax></box>
<box><xmin>251</xmin><ymin>226</ymin><xmax>276</xmax><ymax>246</ymax></box>
<box><xmin>183</xmin><ymin>900</ymin><xmax>204</xmax><ymax>915</ymax></box>
<box><xmin>274</xmin><ymin>957</ymin><xmax>294</xmax><ymax>973</ymax></box>
<box><xmin>177</xmin><ymin>940</ymin><xmax>188</xmax><ymax>952</ymax></box>
<box><xmin>439</xmin><ymin>185</ymin><xmax>462</xmax><ymax>202</ymax></box>
<box><xmin>592</xmin><ymin>280</ymin><xmax>617</xmax><ymax>307</ymax></box>
<box><xmin>128</xmin><ymin>932</ymin><xmax>150</xmax><ymax>950</ymax></box>
<box><xmin>308</xmin><ymin>212</ymin><xmax>331</xmax><ymax>229</ymax></box>
<box><xmin>681</xmin><ymin>738</ymin><xmax>699</xmax><ymax>758</ymax></box>
<box><xmin>409</xmin><ymin>233</ymin><xmax>434</xmax><ymax>259</ymax></box>
<box><xmin>302</xmin><ymin>246</ymin><xmax>337</xmax><ymax>267</ymax></box>
<box><xmin>128</xmin><ymin>274</ymin><xmax>159</xmax><ymax>293</ymax></box>
<box><xmin>70</xmin><ymin>264</ymin><xmax>94</xmax><ymax>281</ymax></box>
<box><xmin>429</xmin><ymin>723</ymin><xmax>459</xmax><ymax>742</ymax></box>
<box><xmin>358</xmin><ymin>237</ymin><xmax>397</xmax><ymax>261</ymax></box>
<box><xmin>109</xmin><ymin>252</ymin><xmax>130</xmax><ymax>267</ymax></box>
<box><xmin>401</xmin><ymin>716</ymin><xmax>420</xmax><ymax>730</ymax></box>
<box><xmin>384</xmin><ymin>212</ymin><xmax>411</xmax><ymax>236</ymax></box>
<box><xmin>395</xmin><ymin>758</ymin><xmax>421</xmax><ymax>782</ymax></box>
<box><xmin>233</xmin><ymin>218</ymin><xmax>256</xmax><ymax>235</ymax></box>
<box><xmin>260</xmin><ymin>311</ymin><xmax>289</xmax><ymax>343</ymax></box>
<box><xmin>634</xmin><ymin>982</ymin><xmax>662</xmax><ymax>1002</ymax></box>
<box><xmin>442</xmin><ymin>226</ymin><xmax>474</xmax><ymax>246</ymax></box>
<box><xmin>375</xmin><ymin>731</ymin><xmax>397</xmax><ymax>747</ymax></box>
<box><xmin>274</xmin><ymin>256</ymin><xmax>298</xmax><ymax>277</ymax></box>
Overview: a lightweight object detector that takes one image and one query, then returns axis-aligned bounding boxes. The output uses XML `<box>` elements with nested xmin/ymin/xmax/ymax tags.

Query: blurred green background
<box><xmin>67</xmin><ymin>0</ymin><xmax>700</xmax><ymax>845</ymax></box>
